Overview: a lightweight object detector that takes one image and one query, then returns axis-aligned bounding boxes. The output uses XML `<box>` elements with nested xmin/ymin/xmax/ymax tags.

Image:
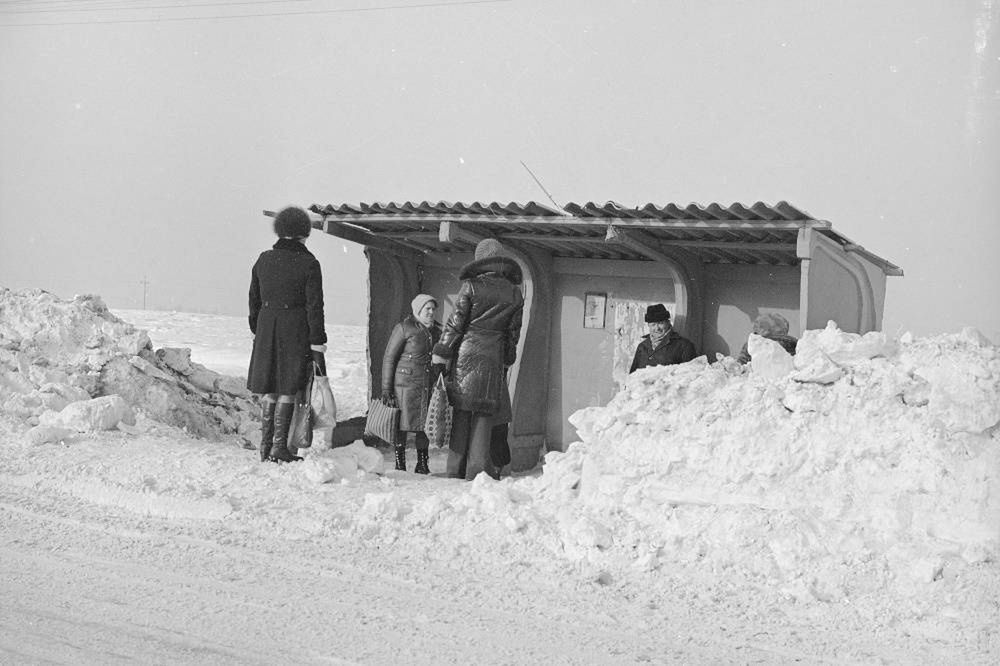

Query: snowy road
<box><xmin>2</xmin><ymin>475</ymin><xmax>823</xmax><ymax>665</ymax></box>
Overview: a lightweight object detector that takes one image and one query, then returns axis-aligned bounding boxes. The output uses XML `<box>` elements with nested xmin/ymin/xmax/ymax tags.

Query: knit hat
<box><xmin>273</xmin><ymin>206</ymin><xmax>312</xmax><ymax>238</ymax></box>
<box><xmin>644</xmin><ymin>304</ymin><xmax>671</xmax><ymax>323</ymax></box>
<box><xmin>411</xmin><ymin>293</ymin><xmax>437</xmax><ymax>318</ymax></box>
<box><xmin>474</xmin><ymin>238</ymin><xmax>505</xmax><ymax>261</ymax></box>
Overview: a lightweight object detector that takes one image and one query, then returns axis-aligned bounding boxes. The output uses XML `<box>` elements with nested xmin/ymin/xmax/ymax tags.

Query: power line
<box><xmin>1</xmin><ymin>0</ymin><xmax>316</xmax><ymax>15</ymax></box>
<box><xmin>0</xmin><ymin>0</ymin><xmax>511</xmax><ymax>26</ymax></box>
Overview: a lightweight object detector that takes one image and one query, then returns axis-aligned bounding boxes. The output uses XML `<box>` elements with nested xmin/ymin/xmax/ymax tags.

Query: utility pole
<box><xmin>140</xmin><ymin>275</ymin><xmax>150</xmax><ymax>309</ymax></box>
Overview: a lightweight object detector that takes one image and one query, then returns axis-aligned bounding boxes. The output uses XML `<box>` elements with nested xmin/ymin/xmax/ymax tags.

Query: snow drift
<box><xmin>0</xmin><ymin>288</ymin><xmax>258</xmax><ymax>444</ymax></box>
<box><xmin>543</xmin><ymin>323</ymin><xmax>999</xmax><ymax>601</ymax></box>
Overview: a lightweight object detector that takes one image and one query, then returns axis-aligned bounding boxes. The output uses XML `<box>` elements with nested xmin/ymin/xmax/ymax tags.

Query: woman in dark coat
<box><xmin>247</xmin><ymin>206</ymin><xmax>327</xmax><ymax>463</ymax></box>
<box><xmin>432</xmin><ymin>239</ymin><xmax>523</xmax><ymax>481</ymax></box>
<box><xmin>380</xmin><ymin>294</ymin><xmax>441</xmax><ymax>474</ymax></box>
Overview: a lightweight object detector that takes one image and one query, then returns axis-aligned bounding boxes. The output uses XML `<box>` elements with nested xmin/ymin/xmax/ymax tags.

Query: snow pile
<box><xmin>300</xmin><ymin>441</ymin><xmax>385</xmax><ymax>483</ymax></box>
<box><xmin>0</xmin><ymin>288</ymin><xmax>258</xmax><ymax>443</ymax></box>
<box><xmin>543</xmin><ymin>321</ymin><xmax>999</xmax><ymax>602</ymax></box>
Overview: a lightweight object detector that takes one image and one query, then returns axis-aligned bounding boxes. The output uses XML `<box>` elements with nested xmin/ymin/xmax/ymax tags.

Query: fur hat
<box><xmin>753</xmin><ymin>313</ymin><xmax>790</xmax><ymax>337</ymax></box>
<box><xmin>411</xmin><ymin>294</ymin><xmax>437</xmax><ymax>318</ymax></box>
<box><xmin>644</xmin><ymin>303</ymin><xmax>671</xmax><ymax>323</ymax></box>
<box><xmin>273</xmin><ymin>206</ymin><xmax>312</xmax><ymax>238</ymax></box>
<box><xmin>474</xmin><ymin>238</ymin><xmax>505</xmax><ymax>261</ymax></box>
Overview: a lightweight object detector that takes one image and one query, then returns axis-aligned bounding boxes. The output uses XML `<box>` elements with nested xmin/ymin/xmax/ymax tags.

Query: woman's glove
<box><xmin>431</xmin><ymin>354</ymin><xmax>449</xmax><ymax>378</ymax></box>
<box><xmin>381</xmin><ymin>391</ymin><xmax>398</xmax><ymax>408</ymax></box>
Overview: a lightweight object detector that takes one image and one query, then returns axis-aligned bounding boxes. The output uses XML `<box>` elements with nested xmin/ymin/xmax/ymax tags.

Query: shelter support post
<box><xmin>796</xmin><ymin>227</ymin><xmax>813</xmax><ymax>335</ymax></box>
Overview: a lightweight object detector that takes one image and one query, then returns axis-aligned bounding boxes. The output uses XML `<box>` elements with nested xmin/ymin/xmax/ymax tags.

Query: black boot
<box><xmin>269</xmin><ymin>402</ymin><xmax>302</xmax><ymax>463</ymax></box>
<box><xmin>259</xmin><ymin>400</ymin><xmax>275</xmax><ymax>462</ymax></box>
<box><xmin>414</xmin><ymin>448</ymin><xmax>430</xmax><ymax>475</ymax></box>
<box><xmin>394</xmin><ymin>444</ymin><xmax>407</xmax><ymax>471</ymax></box>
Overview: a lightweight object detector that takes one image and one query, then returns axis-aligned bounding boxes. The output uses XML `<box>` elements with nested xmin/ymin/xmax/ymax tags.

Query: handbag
<box><xmin>364</xmin><ymin>398</ymin><xmax>400</xmax><ymax>444</ymax></box>
<box><xmin>310</xmin><ymin>365</ymin><xmax>337</xmax><ymax>449</ymax></box>
<box><xmin>424</xmin><ymin>373</ymin><xmax>453</xmax><ymax>449</ymax></box>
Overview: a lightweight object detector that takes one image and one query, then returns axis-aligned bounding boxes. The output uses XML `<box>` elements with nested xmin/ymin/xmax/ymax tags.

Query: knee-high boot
<box><xmin>269</xmin><ymin>402</ymin><xmax>302</xmax><ymax>463</ymax></box>
<box><xmin>394</xmin><ymin>431</ymin><xmax>407</xmax><ymax>471</ymax></box>
<box><xmin>259</xmin><ymin>400</ymin><xmax>275</xmax><ymax>462</ymax></box>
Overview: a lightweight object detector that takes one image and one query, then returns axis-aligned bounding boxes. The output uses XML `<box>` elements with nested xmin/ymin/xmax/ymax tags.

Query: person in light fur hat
<box><xmin>432</xmin><ymin>238</ymin><xmax>524</xmax><ymax>481</ymax></box>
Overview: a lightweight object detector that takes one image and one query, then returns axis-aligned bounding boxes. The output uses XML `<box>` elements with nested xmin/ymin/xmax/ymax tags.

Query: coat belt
<box><xmin>261</xmin><ymin>301</ymin><xmax>304</xmax><ymax>310</ymax></box>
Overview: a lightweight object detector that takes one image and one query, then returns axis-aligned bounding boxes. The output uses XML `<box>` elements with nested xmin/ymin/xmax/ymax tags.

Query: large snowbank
<box><xmin>0</xmin><ymin>288</ymin><xmax>258</xmax><ymax>443</ymax></box>
<box><xmin>544</xmin><ymin>323</ymin><xmax>999</xmax><ymax>603</ymax></box>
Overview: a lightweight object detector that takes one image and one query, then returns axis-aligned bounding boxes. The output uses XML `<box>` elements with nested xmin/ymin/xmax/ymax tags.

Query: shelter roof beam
<box><xmin>501</xmin><ymin>233</ymin><xmax>791</xmax><ymax>250</ymax></box>
<box><xmin>326</xmin><ymin>215</ymin><xmax>829</xmax><ymax>232</ymax></box>
<box><xmin>264</xmin><ymin>210</ymin><xmax>427</xmax><ymax>260</ymax></box>
<box><xmin>604</xmin><ymin>226</ymin><xmax>675</xmax><ymax>263</ymax></box>
<box><xmin>439</xmin><ymin>220</ymin><xmax>491</xmax><ymax>247</ymax></box>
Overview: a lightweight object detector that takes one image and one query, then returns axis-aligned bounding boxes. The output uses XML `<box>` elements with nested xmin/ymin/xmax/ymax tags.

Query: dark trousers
<box><xmin>447</xmin><ymin>409</ymin><xmax>497</xmax><ymax>481</ymax></box>
<box><xmin>394</xmin><ymin>430</ymin><xmax>429</xmax><ymax>450</ymax></box>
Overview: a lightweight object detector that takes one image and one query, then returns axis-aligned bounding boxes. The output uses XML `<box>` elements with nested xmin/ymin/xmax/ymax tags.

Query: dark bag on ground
<box><xmin>424</xmin><ymin>373</ymin><xmax>453</xmax><ymax>448</ymax></box>
<box><xmin>364</xmin><ymin>398</ymin><xmax>400</xmax><ymax>444</ymax></box>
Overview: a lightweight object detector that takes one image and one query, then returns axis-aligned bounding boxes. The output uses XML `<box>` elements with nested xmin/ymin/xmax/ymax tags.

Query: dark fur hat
<box><xmin>273</xmin><ymin>206</ymin><xmax>312</xmax><ymax>238</ymax></box>
<box><xmin>645</xmin><ymin>303</ymin><xmax>670</xmax><ymax>323</ymax></box>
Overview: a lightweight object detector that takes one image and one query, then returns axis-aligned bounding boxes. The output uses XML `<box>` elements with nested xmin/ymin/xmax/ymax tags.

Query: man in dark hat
<box><xmin>628</xmin><ymin>304</ymin><xmax>697</xmax><ymax>373</ymax></box>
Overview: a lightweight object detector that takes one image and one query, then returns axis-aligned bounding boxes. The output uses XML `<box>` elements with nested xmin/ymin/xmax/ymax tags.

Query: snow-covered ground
<box><xmin>1</xmin><ymin>288</ymin><xmax>998</xmax><ymax>664</ymax></box>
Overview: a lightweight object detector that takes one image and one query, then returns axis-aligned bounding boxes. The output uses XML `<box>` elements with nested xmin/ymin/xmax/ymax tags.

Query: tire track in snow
<box><xmin>0</xmin><ymin>486</ymin><xmax>792</xmax><ymax>664</ymax></box>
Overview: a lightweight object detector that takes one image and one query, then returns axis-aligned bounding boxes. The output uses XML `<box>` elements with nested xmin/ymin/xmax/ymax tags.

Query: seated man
<box><xmin>629</xmin><ymin>304</ymin><xmax>697</xmax><ymax>373</ymax></box>
<box><xmin>737</xmin><ymin>313</ymin><xmax>798</xmax><ymax>364</ymax></box>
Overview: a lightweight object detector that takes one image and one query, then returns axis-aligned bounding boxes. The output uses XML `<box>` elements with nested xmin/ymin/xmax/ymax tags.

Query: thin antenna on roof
<box><xmin>519</xmin><ymin>160</ymin><xmax>561</xmax><ymax>209</ymax></box>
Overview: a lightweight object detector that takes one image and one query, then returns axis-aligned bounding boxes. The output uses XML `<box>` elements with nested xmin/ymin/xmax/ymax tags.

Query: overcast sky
<box><xmin>1</xmin><ymin>0</ymin><xmax>997</xmax><ymax>339</ymax></box>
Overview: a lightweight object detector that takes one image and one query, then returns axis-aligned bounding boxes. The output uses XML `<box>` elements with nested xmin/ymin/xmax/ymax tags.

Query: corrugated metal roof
<box><xmin>310</xmin><ymin>200</ymin><xmax>566</xmax><ymax>217</ymax></box>
<box><xmin>295</xmin><ymin>200</ymin><xmax>901</xmax><ymax>275</ymax></box>
<box><xmin>309</xmin><ymin>200</ymin><xmax>812</xmax><ymax>221</ymax></box>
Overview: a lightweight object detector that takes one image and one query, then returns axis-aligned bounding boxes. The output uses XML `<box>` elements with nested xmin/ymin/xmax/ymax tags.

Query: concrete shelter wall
<box><xmin>701</xmin><ymin>264</ymin><xmax>800</xmax><ymax>360</ymax></box>
<box><xmin>366</xmin><ymin>250</ymin><xmax>420</xmax><ymax>402</ymax></box>
<box><xmin>855</xmin><ymin>254</ymin><xmax>889</xmax><ymax>331</ymax></box>
<box><xmin>806</xmin><ymin>244</ymin><xmax>864</xmax><ymax>333</ymax></box>
<box><xmin>545</xmin><ymin>258</ymin><xmax>679</xmax><ymax>450</ymax></box>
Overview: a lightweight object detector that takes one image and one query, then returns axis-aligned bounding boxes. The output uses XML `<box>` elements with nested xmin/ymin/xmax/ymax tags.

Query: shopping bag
<box><xmin>364</xmin><ymin>398</ymin><xmax>400</xmax><ymax>444</ymax></box>
<box><xmin>424</xmin><ymin>374</ymin><xmax>453</xmax><ymax>449</ymax></box>
<box><xmin>310</xmin><ymin>374</ymin><xmax>337</xmax><ymax>449</ymax></box>
<box><xmin>287</xmin><ymin>370</ymin><xmax>315</xmax><ymax>453</ymax></box>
